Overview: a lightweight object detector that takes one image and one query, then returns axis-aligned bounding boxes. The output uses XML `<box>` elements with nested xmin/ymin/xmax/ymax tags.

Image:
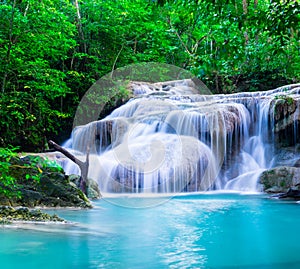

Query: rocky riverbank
<box><xmin>0</xmin><ymin>154</ymin><xmax>102</xmax><ymax>224</ymax></box>
<box><xmin>0</xmin><ymin>155</ymin><xmax>101</xmax><ymax>208</ymax></box>
<box><xmin>0</xmin><ymin>206</ymin><xmax>65</xmax><ymax>224</ymax></box>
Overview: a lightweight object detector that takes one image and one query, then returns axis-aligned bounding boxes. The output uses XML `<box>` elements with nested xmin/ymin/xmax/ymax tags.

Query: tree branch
<box><xmin>167</xmin><ymin>17</ymin><xmax>191</xmax><ymax>56</ymax></box>
<box><xmin>111</xmin><ymin>43</ymin><xmax>124</xmax><ymax>78</ymax></box>
<box><xmin>48</xmin><ymin>140</ymin><xmax>89</xmax><ymax>193</ymax></box>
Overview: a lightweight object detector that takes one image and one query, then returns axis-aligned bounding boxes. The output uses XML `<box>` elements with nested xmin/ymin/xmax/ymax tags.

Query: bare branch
<box><xmin>48</xmin><ymin>140</ymin><xmax>89</xmax><ymax>193</ymax></box>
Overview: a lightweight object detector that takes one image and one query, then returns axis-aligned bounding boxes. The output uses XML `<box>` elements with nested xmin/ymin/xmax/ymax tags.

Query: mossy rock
<box><xmin>0</xmin><ymin>206</ymin><xmax>65</xmax><ymax>223</ymax></box>
<box><xmin>259</xmin><ymin>166</ymin><xmax>300</xmax><ymax>193</ymax></box>
<box><xmin>0</xmin><ymin>154</ymin><xmax>92</xmax><ymax>208</ymax></box>
<box><xmin>1</xmin><ymin>171</ymin><xmax>92</xmax><ymax>208</ymax></box>
<box><xmin>68</xmin><ymin>174</ymin><xmax>101</xmax><ymax>200</ymax></box>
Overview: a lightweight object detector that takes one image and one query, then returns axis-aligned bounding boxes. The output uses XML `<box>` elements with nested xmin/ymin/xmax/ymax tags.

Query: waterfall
<box><xmin>61</xmin><ymin>82</ymin><xmax>300</xmax><ymax>193</ymax></box>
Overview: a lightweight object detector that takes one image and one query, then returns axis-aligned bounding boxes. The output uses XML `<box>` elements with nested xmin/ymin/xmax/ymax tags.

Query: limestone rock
<box><xmin>272</xmin><ymin>187</ymin><xmax>300</xmax><ymax>199</ymax></box>
<box><xmin>271</xmin><ymin>146</ymin><xmax>300</xmax><ymax>167</ymax></box>
<box><xmin>272</xmin><ymin>97</ymin><xmax>300</xmax><ymax>133</ymax></box>
<box><xmin>69</xmin><ymin>174</ymin><xmax>101</xmax><ymax>200</ymax></box>
<box><xmin>101</xmin><ymin>135</ymin><xmax>216</xmax><ymax>192</ymax></box>
<box><xmin>259</xmin><ymin>166</ymin><xmax>300</xmax><ymax>193</ymax></box>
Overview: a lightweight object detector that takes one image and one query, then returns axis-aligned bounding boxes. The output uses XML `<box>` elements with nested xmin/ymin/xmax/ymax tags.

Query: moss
<box><xmin>0</xmin><ymin>206</ymin><xmax>65</xmax><ymax>222</ymax></box>
<box><xmin>274</xmin><ymin>94</ymin><xmax>294</xmax><ymax>105</ymax></box>
<box><xmin>280</xmin><ymin>180</ymin><xmax>287</xmax><ymax>187</ymax></box>
<box><xmin>0</xmin><ymin>218</ymin><xmax>12</xmax><ymax>225</ymax></box>
<box><xmin>259</xmin><ymin>166</ymin><xmax>298</xmax><ymax>193</ymax></box>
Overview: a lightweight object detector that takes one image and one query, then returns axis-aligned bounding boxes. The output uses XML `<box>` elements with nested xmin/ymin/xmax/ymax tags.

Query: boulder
<box><xmin>272</xmin><ymin>187</ymin><xmax>300</xmax><ymax>199</ymax></box>
<box><xmin>272</xmin><ymin>97</ymin><xmax>300</xmax><ymax>133</ymax></box>
<box><xmin>69</xmin><ymin>174</ymin><xmax>101</xmax><ymax>200</ymax></box>
<box><xmin>0</xmin><ymin>155</ymin><xmax>92</xmax><ymax>208</ymax></box>
<box><xmin>259</xmin><ymin>166</ymin><xmax>300</xmax><ymax>193</ymax></box>
<box><xmin>99</xmin><ymin>135</ymin><xmax>217</xmax><ymax>192</ymax></box>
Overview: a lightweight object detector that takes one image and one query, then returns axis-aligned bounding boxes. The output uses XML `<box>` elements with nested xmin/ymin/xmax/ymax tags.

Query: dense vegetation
<box><xmin>0</xmin><ymin>146</ymin><xmax>63</xmax><ymax>197</ymax></box>
<box><xmin>0</xmin><ymin>0</ymin><xmax>299</xmax><ymax>152</ymax></box>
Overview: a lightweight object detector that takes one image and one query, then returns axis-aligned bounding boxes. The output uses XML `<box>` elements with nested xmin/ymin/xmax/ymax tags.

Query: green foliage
<box><xmin>0</xmin><ymin>92</ymin><xmax>65</xmax><ymax>150</ymax></box>
<box><xmin>0</xmin><ymin>0</ymin><xmax>299</xmax><ymax>150</ymax></box>
<box><xmin>0</xmin><ymin>146</ymin><xmax>63</xmax><ymax>198</ymax></box>
<box><xmin>274</xmin><ymin>95</ymin><xmax>294</xmax><ymax>106</ymax></box>
<box><xmin>0</xmin><ymin>0</ymin><xmax>76</xmax><ymax>150</ymax></box>
<box><xmin>0</xmin><ymin>146</ymin><xmax>19</xmax><ymax>198</ymax></box>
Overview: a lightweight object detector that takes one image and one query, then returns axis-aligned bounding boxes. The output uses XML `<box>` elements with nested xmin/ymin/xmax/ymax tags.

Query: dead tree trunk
<box><xmin>48</xmin><ymin>140</ymin><xmax>89</xmax><ymax>193</ymax></box>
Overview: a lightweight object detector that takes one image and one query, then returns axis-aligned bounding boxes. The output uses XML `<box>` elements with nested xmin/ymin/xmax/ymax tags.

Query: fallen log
<box><xmin>48</xmin><ymin>140</ymin><xmax>89</xmax><ymax>193</ymax></box>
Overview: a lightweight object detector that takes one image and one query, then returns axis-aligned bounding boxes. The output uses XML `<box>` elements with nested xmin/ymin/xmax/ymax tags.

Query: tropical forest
<box><xmin>0</xmin><ymin>0</ymin><xmax>300</xmax><ymax>268</ymax></box>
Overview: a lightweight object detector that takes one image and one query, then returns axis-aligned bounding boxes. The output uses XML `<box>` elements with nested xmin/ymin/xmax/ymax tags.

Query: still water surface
<box><xmin>1</xmin><ymin>193</ymin><xmax>300</xmax><ymax>269</ymax></box>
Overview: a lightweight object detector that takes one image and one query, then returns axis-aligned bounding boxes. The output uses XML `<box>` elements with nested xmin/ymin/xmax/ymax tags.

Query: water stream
<box><xmin>62</xmin><ymin>82</ymin><xmax>299</xmax><ymax>194</ymax></box>
<box><xmin>2</xmin><ymin>81</ymin><xmax>300</xmax><ymax>268</ymax></box>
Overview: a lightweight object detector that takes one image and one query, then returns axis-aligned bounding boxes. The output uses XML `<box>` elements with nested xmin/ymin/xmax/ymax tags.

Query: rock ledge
<box><xmin>0</xmin><ymin>206</ymin><xmax>65</xmax><ymax>224</ymax></box>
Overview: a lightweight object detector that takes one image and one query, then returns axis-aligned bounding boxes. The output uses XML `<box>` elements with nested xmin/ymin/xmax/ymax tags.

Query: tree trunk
<box><xmin>242</xmin><ymin>0</ymin><xmax>249</xmax><ymax>45</ymax></box>
<box><xmin>74</xmin><ymin>0</ymin><xmax>87</xmax><ymax>54</ymax></box>
<box><xmin>1</xmin><ymin>0</ymin><xmax>16</xmax><ymax>93</ymax></box>
<box><xmin>48</xmin><ymin>140</ymin><xmax>89</xmax><ymax>193</ymax></box>
<box><xmin>242</xmin><ymin>0</ymin><xmax>248</xmax><ymax>15</ymax></box>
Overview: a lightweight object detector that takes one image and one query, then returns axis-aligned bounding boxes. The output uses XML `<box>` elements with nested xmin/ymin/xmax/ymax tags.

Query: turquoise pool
<box><xmin>1</xmin><ymin>193</ymin><xmax>300</xmax><ymax>268</ymax></box>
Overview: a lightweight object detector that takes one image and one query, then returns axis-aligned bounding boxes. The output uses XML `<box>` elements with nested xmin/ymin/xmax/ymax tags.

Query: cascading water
<box><xmin>224</xmin><ymin>97</ymin><xmax>274</xmax><ymax>191</ymax></box>
<box><xmin>61</xmin><ymin>81</ymin><xmax>300</xmax><ymax>193</ymax></box>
